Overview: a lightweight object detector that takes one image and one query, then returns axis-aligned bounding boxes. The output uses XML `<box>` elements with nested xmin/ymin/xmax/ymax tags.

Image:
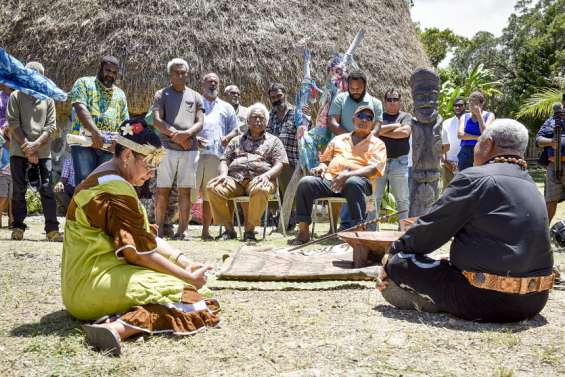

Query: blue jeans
<box><xmin>71</xmin><ymin>146</ymin><xmax>113</xmax><ymax>186</ymax></box>
<box><xmin>374</xmin><ymin>154</ymin><xmax>410</xmax><ymax>220</ymax></box>
<box><xmin>457</xmin><ymin>145</ymin><xmax>475</xmax><ymax>171</ymax></box>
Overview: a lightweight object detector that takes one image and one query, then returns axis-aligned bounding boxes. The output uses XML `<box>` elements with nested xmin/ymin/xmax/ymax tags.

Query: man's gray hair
<box><xmin>247</xmin><ymin>102</ymin><xmax>270</xmax><ymax>124</ymax></box>
<box><xmin>481</xmin><ymin>119</ymin><xmax>529</xmax><ymax>155</ymax></box>
<box><xmin>224</xmin><ymin>84</ymin><xmax>239</xmax><ymax>94</ymax></box>
<box><xmin>167</xmin><ymin>58</ymin><xmax>189</xmax><ymax>74</ymax></box>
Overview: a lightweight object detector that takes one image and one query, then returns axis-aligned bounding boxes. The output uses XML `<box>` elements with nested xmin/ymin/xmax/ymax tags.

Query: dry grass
<box><xmin>0</xmin><ymin>204</ymin><xmax>564</xmax><ymax>376</ymax></box>
<box><xmin>0</xmin><ymin>0</ymin><xmax>428</xmax><ymax>115</ymax></box>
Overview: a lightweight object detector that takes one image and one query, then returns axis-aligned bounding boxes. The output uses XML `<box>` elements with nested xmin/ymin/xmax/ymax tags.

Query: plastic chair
<box><xmin>310</xmin><ymin>196</ymin><xmax>375</xmax><ymax>238</ymax></box>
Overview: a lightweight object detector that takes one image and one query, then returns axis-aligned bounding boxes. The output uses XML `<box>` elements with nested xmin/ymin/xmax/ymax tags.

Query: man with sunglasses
<box><xmin>289</xmin><ymin>106</ymin><xmax>386</xmax><ymax>245</ymax></box>
<box><xmin>441</xmin><ymin>97</ymin><xmax>466</xmax><ymax>188</ymax></box>
<box><xmin>374</xmin><ymin>89</ymin><xmax>411</xmax><ymax>223</ymax></box>
<box><xmin>223</xmin><ymin>85</ymin><xmax>249</xmax><ymax>137</ymax></box>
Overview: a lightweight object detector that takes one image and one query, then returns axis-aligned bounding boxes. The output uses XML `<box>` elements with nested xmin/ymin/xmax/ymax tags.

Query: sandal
<box><xmin>171</xmin><ymin>233</ymin><xmax>186</xmax><ymax>241</ymax></box>
<box><xmin>82</xmin><ymin>324</ymin><xmax>122</xmax><ymax>357</ymax></box>
<box><xmin>243</xmin><ymin>231</ymin><xmax>258</xmax><ymax>243</ymax></box>
<box><xmin>287</xmin><ymin>237</ymin><xmax>309</xmax><ymax>246</ymax></box>
<box><xmin>216</xmin><ymin>229</ymin><xmax>237</xmax><ymax>241</ymax></box>
<box><xmin>201</xmin><ymin>234</ymin><xmax>215</xmax><ymax>241</ymax></box>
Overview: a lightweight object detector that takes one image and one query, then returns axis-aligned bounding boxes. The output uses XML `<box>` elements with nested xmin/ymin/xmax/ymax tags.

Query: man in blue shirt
<box><xmin>194</xmin><ymin>73</ymin><xmax>238</xmax><ymax>240</ymax></box>
<box><xmin>536</xmin><ymin>94</ymin><xmax>565</xmax><ymax>221</ymax></box>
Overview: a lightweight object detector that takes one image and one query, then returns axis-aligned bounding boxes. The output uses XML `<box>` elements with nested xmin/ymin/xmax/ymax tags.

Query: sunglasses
<box><xmin>356</xmin><ymin>112</ymin><xmax>374</xmax><ymax>121</ymax></box>
<box><xmin>385</xmin><ymin>98</ymin><xmax>400</xmax><ymax>103</ymax></box>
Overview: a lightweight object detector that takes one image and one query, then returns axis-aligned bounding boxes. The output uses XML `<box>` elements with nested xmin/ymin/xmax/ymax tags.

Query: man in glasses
<box><xmin>223</xmin><ymin>85</ymin><xmax>249</xmax><ymax>137</ymax></box>
<box><xmin>288</xmin><ymin>106</ymin><xmax>386</xmax><ymax>245</ymax></box>
<box><xmin>373</xmin><ymin>89</ymin><xmax>412</xmax><ymax>224</ymax></box>
<box><xmin>441</xmin><ymin>97</ymin><xmax>466</xmax><ymax>188</ymax></box>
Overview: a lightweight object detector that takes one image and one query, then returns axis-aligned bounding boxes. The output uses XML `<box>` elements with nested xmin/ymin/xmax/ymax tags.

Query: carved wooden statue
<box><xmin>409</xmin><ymin>68</ymin><xmax>443</xmax><ymax>217</ymax></box>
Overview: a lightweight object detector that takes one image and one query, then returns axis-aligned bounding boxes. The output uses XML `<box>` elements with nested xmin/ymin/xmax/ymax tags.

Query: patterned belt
<box><xmin>462</xmin><ymin>271</ymin><xmax>555</xmax><ymax>295</ymax></box>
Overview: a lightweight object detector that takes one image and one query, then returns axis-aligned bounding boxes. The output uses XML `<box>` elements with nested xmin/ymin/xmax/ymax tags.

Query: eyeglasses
<box><xmin>385</xmin><ymin>98</ymin><xmax>400</xmax><ymax>103</ymax></box>
<box><xmin>356</xmin><ymin>113</ymin><xmax>374</xmax><ymax>121</ymax></box>
<box><xmin>453</xmin><ymin>103</ymin><xmax>465</xmax><ymax>108</ymax></box>
<box><xmin>228</xmin><ymin>91</ymin><xmax>240</xmax><ymax>96</ymax></box>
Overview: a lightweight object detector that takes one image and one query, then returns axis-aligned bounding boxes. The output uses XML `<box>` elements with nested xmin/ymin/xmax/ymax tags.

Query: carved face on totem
<box><xmin>410</xmin><ymin>68</ymin><xmax>440</xmax><ymax>124</ymax></box>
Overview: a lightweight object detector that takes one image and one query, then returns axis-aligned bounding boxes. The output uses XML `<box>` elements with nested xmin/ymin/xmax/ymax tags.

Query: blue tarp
<box><xmin>0</xmin><ymin>48</ymin><xmax>67</xmax><ymax>102</ymax></box>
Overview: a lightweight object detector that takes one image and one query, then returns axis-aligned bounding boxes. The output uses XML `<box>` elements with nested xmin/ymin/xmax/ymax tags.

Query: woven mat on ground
<box><xmin>216</xmin><ymin>244</ymin><xmax>378</xmax><ymax>283</ymax></box>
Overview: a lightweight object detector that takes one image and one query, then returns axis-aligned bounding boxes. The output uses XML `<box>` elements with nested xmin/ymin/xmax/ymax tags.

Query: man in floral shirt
<box><xmin>68</xmin><ymin>56</ymin><xmax>129</xmax><ymax>185</ymax></box>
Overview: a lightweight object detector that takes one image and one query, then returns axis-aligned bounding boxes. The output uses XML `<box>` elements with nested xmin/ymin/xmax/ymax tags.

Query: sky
<box><xmin>410</xmin><ymin>0</ymin><xmax>518</xmax><ymax>39</ymax></box>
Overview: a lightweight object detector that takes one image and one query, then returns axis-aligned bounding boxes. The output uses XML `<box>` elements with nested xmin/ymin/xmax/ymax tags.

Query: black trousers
<box><xmin>295</xmin><ymin>175</ymin><xmax>372</xmax><ymax>225</ymax></box>
<box><xmin>10</xmin><ymin>156</ymin><xmax>59</xmax><ymax>232</ymax></box>
<box><xmin>385</xmin><ymin>253</ymin><xmax>549</xmax><ymax>323</ymax></box>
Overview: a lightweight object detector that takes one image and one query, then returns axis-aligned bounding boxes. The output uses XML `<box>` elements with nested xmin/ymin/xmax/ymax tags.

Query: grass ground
<box><xmin>0</xmin><ymin>170</ymin><xmax>563</xmax><ymax>377</ymax></box>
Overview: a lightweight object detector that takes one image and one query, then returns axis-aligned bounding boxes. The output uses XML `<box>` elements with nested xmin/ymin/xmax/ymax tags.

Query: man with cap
<box><xmin>68</xmin><ymin>56</ymin><xmax>129</xmax><ymax>185</ymax></box>
<box><xmin>6</xmin><ymin>62</ymin><xmax>63</xmax><ymax>241</ymax></box>
<box><xmin>288</xmin><ymin>105</ymin><xmax>387</xmax><ymax>245</ymax></box>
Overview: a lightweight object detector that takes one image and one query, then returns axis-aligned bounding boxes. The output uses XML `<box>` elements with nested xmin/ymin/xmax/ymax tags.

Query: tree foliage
<box><xmin>417</xmin><ymin>27</ymin><xmax>464</xmax><ymax>68</ymax></box>
<box><xmin>417</xmin><ymin>0</ymin><xmax>565</xmax><ymax>131</ymax></box>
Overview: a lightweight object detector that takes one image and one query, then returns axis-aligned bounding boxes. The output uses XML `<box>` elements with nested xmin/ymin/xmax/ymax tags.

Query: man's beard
<box><xmin>272</xmin><ymin>99</ymin><xmax>286</xmax><ymax>112</ymax></box>
<box><xmin>206</xmin><ymin>88</ymin><xmax>219</xmax><ymax>99</ymax></box>
<box><xmin>97</xmin><ymin>71</ymin><xmax>115</xmax><ymax>87</ymax></box>
<box><xmin>349</xmin><ymin>90</ymin><xmax>366</xmax><ymax>103</ymax></box>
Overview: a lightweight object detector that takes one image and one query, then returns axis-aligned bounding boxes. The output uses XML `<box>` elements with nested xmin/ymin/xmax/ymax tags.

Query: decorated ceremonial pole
<box><xmin>287</xmin><ymin>210</ymin><xmax>406</xmax><ymax>252</ymax></box>
<box><xmin>281</xmin><ymin>30</ymin><xmax>366</xmax><ymax>231</ymax></box>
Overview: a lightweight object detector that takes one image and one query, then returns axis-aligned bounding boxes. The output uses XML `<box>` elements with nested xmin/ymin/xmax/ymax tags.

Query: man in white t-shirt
<box><xmin>441</xmin><ymin>97</ymin><xmax>466</xmax><ymax>189</ymax></box>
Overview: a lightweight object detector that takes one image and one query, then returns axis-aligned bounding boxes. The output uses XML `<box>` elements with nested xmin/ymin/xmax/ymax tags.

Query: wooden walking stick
<box><xmin>287</xmin><ymin>210</ymin><xmax>407</xmax><ymax>252</ymax></box>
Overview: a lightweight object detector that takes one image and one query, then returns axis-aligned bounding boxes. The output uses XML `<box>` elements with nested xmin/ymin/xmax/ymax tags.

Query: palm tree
<box><xmin>516</xmin><ymin>77</ymin><xmax>564</xmax><ymax>120</ymax></box>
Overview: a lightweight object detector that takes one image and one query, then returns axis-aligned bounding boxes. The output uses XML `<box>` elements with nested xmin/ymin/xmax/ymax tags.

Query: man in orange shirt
<box><xmin>289</xmin><ymin>106</ymin><xmax>387</xmax><ymax>245</ymax></box>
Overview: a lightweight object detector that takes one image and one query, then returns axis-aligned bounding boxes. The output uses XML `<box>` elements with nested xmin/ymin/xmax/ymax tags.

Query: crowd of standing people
<box><xmin>0</xmin><ymin>55</ymin><xmax>519</xmax><ymax>242</ymax></box>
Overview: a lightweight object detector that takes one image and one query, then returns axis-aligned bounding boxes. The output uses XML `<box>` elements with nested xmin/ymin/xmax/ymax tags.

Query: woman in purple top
<box><xmin>457</xmin><ymin>91</ymin><xmax>495</xmax><ymax>171</ymax></box>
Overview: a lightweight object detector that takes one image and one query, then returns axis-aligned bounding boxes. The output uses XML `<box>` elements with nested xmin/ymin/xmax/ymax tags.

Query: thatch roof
<box><xmin>0</xmin><ymin>0</ymin><xmax>429</xmax><ymax>116</ymax></box>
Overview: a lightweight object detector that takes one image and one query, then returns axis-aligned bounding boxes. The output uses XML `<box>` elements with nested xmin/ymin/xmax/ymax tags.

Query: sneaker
<box><xmin>216</xmin><ymin>229</ymin><xmax>237</xmax><ymax>241</ymax></box>
<box><xmin>243</xmin><ymin>231</ymin><xmax>258</xmax><ymax>243</ymax></box>
<box><xmin>46</xmin><ymin>231</ymin><xmax>64</xmax><ymax>242</ymax></box>
<box><xmin>11</xmin><ymin>228</ymin><xmax>24</xmax><ymax>240</ymax></box>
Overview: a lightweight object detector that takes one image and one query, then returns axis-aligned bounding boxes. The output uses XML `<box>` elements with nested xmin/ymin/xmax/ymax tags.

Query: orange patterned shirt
<box><xmin>320</xmin><ymin>133</ymin><xmax>387</xmax><ymax>180</ymax></box>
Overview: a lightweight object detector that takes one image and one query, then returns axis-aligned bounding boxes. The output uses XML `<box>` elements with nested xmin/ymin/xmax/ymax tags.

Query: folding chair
<box><xmin>229</xmin><ymin>178</ymin><xmax>287</xmax><ymax>240</ymax></box>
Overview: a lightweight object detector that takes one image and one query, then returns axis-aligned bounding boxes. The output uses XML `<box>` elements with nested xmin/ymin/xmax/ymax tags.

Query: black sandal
<box><xmin>287</xmin><ymin>237</ymin><xmax>309</xmax><ymax>246</ymax></box>
<box><xmin>216</xmin><ymin>229</ymin><xmax>237</xmax><ymax>241</ymax></box>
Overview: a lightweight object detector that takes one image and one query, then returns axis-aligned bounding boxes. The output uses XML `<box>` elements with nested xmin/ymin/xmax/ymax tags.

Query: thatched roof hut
<box><xmin>0</xmin><ymin>0</ymin><xmax>429</xmax><ymax>117</ymax></box>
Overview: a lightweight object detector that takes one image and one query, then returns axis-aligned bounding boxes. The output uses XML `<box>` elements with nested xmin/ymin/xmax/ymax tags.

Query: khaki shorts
<box><xmin>0</xmin><ymin>174</ymin><xmax>11</xmax><ymax>197</ymax></box>
<box><xmin>156</xmin><ymin>149</ymin><xmax>199</xmax><ymax>189</ymax></box>
<box><xmin>191</xmin><ymin>154</ymin><xmax>221</xmax><ymax>202</ymax></box>
<box><xmin>545</xmin><ymin>162</ymin><xmax>565</xmax><ymax>202</ymax></box>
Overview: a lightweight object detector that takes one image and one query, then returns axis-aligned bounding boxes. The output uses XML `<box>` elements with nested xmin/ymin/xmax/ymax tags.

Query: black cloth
<box><xmin>385</xmin><ymin>253</ymin><xmax>549</xmax><ymax>323</ymax></box>
<box><xmin>390</xmin><ymin>162</ymin><xmax>553</xmax><ymax>277</ymax></box>
<box><xmin>295</xmin><ymin>175</ymin><xmax>372</xmax><ymax>225</ymax></box>
<box><xmin>10</xmin><ymin>156</ymin><xmax>59</xmax><ymax>232</ymax></box>
<box><xmin>379</xmin><ymin>111</ymin><xmax>411</xmax><ymax>158</ymax></box>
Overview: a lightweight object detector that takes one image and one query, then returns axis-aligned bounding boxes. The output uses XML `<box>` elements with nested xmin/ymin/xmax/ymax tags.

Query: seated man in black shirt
<box><xmin>377</xmin><ymin>119</ymin><xmax>555</xmax><ymax>323</ymax></box>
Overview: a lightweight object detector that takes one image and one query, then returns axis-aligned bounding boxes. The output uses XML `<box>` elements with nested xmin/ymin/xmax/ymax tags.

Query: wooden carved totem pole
<box><xmin>409</xmin><ymin>68</ymin><xmax>443</xmax><ymax>217</ymax></box>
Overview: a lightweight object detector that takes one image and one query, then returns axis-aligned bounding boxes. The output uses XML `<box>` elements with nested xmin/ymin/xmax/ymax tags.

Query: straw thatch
<box><xmin>0</xmin><ymin>0</ymin><xmax>429</xmax><ymax>117</ymax></box>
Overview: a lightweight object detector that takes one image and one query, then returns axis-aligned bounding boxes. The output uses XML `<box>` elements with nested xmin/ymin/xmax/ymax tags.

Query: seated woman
<box><xmin>206</xmin><ymin>102</ymin><xmax>288</xmax><ymax>242</ymax></box>
<box><xmin>61</xmin><ymin>119</ymin><xmax>219</xmax><ymax>356</ymax></box>
<box><xmin>289</xmin><ymin>105</ymin><xmax>387</xmax><ymax>245</ymax></box>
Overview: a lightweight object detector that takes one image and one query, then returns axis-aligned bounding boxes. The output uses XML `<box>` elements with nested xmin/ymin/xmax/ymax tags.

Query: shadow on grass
<box><xmin>10</xmin><ymin>310</ymin><xmax>82</xmax><ymax>338</ymax></box>
<box><xmin>372</xmin><ymin>304</ymin><xmax>548</xmax><ymax>333</ymax></box>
